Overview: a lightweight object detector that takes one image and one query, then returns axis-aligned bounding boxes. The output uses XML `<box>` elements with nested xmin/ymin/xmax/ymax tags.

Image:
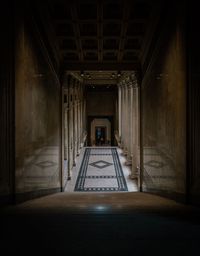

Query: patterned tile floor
<box><xmin>65</xmin><ymin>147</ymin><xmax>138</xmax><ymax>192</ymax></box>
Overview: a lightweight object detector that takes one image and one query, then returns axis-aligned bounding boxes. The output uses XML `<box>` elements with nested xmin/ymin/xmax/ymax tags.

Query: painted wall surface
<box><xmin>142</xmin><ymin>6</ymin><xmax>186</xmax><ymax>199</ymax></box>
<box><xmin>15</xmin><ymin>20</ymin><xmax>61</xmax><ymax>194</ymax></box>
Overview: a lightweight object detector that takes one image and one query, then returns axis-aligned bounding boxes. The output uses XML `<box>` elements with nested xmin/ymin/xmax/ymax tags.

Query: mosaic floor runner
<box><xmin>74</xmin><ymin>147</ymin><xmax>128</xmax><ymax>192</ymax></box>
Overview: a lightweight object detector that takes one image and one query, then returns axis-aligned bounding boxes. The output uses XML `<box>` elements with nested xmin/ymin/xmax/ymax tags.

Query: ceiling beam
<box><xmin>63</xmin><ymin>62</ymin><xmax>141</xmax><ymax>71</ymax></box>
<box><xmin>97</xmin><ymin>0</ymin><xmax>103</xmax><ymax>62</ymax></box>
<box><xmin>70</xmin><ymin>3</ymin><xmax>84</xmax><ymax>61</ymax></box>
<box><xmin>118</xmin><ymin>2</ymin><xmax>130</xmax><ymax>62</ymax></box>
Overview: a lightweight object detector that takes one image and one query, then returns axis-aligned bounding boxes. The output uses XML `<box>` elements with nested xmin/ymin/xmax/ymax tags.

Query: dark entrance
<box><xmin>95</xmin><ymin>126</ymin><xmax>106</xmax><ymax>146</ymax></box>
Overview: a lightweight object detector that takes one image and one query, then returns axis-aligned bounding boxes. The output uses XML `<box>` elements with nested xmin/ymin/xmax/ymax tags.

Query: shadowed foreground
<box><xmin>1</xmin><ymin>192</ymin><xmax>200</xmax><ymax>255</ymax></box>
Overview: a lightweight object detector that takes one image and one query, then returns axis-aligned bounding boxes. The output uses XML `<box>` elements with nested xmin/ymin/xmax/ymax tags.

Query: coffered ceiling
<box><xmin>33</xmin><ymin>0</ymin><xmax>163</xmax><ymax>85</ymax></box>
<box><xmin>43</xmin><ymin>0</ymin><xmax>162</xmax><ymax>72</ymax></box>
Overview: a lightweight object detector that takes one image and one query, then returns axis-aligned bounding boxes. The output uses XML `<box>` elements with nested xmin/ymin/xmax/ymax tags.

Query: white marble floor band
<box><xmin>65</xmin><ymin>147</ymin><xmax>138</xmax><ymax>193</ymax></box>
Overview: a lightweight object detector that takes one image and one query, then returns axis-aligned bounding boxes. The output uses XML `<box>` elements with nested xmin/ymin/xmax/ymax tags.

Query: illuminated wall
<box><xmin>141</xmin><ymin>4</ymin><xmax>186</xmax><ymax>200</ymax></box>
<box><xmin>14</xmin><ymin>14</ymin><xmax>61</xmax><ymax>199</ymax></box>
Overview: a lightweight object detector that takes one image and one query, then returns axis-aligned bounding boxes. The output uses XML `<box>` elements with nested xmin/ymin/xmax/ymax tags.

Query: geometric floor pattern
<box><xmin>74</xmin><ymin>147</ymin><xmax>128</xmax><ymax>192</ymax></box>
<box><xmin>89</xmin><ymin>160</ymin><xmax>113</xmax><ymax>169</ymax></box>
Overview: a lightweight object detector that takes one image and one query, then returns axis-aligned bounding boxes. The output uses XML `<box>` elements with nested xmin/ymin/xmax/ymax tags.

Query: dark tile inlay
<box><xmin>74</xmin><ymin>148</ymin><xmax>128</xmax><ymax>192</ymax></box>
<box><xmin>144</xmin><ymin>160</ymin><xmax>166</xmax><ymax>168</ymax></box>
<box><xmin>35</xmin><ymin>161</ymin><xmax>57</xmax><ymax>168</ymax></box>
<box><xmin>89</xmin><ymin>160</ymin><xmax>113</xmax><ymax>169</ymax></box>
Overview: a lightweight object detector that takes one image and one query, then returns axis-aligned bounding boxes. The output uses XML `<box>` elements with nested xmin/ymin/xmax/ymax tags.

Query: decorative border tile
<box><xmin>81</xmin><ymin>187</ymin><xmax>120</xmax><ymax>192</ymax></box>
<box><xmin>85</xmin><ymin>175</ymin><xmax>116</xmax><ymax>179</ymax></box>
<box><xmin>74</xmin><ymin>147</ymin><xmax>128</xmax><ymax>192</ymax></box>
<box><xmin>90</xmin><ymin>154</ymin><xmax>112</xmax><ymax>156</ymax></box>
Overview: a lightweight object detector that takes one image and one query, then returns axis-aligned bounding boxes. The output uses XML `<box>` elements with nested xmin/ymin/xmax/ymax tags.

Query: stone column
<box><xmin>123</xmin><ymin>82</ymin><xmax>128</xmax><ymax>155</ymax></box>
<box><xmin>82</xmin><ymin>85</ymin><xmax>87</xmax><ymax>145</ymax></box>
<box><xmin>125</xmin><ymin>80</ymin><xmax>133</xmax><ymax>165</ymax></box>
<box><xmin>64</xmin><ymin>88</ymin><xmax>69</xmax><ymax>182</ymax></box>
<box><xmin>75</xmin><ymin>81</ymin><xmax>78</xmax><ymax>157</ymax></box>
<box><xmin>68</xmin><ymin>75</ymin><xmax>74</xmax><ymax>179</ymax></box>
<box><xmin>77</xmin><ymin>82</ymin><xmax>81</xmax><ymax>155</ymax></box>
<box><xmin>118</xmin><ymin>83</ymin><xmax>122</xmax><ymax>145</ymax></box>
<box><xmin>130</xmin><ymin>74</ymin><xmax>139</xmax><ymax>179</ymax></box>
<box><xmin>80</xmin><ymin>85</ymin><xmax>83</xmax><ymax>148</ymax></box>
<box><xmin>120</xmin><ymin>82</ymin><xmax>125</xmax><ymax>150</ymax></box>
<box><xmin>73</xmin><ymin>80</ymin><xmax>77</xmax><ymax>166</ymax></box>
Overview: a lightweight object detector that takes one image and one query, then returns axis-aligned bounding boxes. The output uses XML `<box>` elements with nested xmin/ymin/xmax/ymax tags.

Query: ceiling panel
<box><xmin>44</xmin><ymin>0</ymin><xmax>162</xmax><ymax>70</ymax></box>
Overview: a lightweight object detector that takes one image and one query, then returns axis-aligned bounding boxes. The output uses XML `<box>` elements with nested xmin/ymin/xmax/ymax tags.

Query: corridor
<box><xmin>2</xmin><ymin>0</ymin><xmax>197</xmax><ymax>205</ymax></box>
<box><xmin>1</xmin><ymin>1</ymin><xmax>200</xmax><ymax>254</ymax></box>
<box><xmin>65</xmin><ymin>147</ymin><xmax>138</xmax><ymax>192</ymax></box>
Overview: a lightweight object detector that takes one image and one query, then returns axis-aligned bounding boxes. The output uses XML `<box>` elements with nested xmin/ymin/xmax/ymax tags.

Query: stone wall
<box><xmin>86</xmin><ymin>90</ymin><xmax>116</xmax><ymax>116</ymax></box>
<box><xmin>188</xmin><ymin>3</ymin><xmax>200</xmax><ymax>204</ymax></box>
<box><xmin>14</xmin><ymin>12</ymin><xmax>61</xmax><ymax>198</ymax></box>
<box><xmin>0</xmin><ymin>3</ymin><xmax>15</xmax><ymax>203</ymax></box>
<box><xmin>141</xmin><ymin>3</ymin><xmax>186</xmax><ymax>200</ymax></box>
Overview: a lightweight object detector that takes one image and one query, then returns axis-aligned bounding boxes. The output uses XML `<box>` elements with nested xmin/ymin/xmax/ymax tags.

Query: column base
<box><xmin>130</xmin><ymin>165</ymin><xmax>139</xmax><ymax>179</ymax></box>
<box><xmin>77</xmin><ymin>147</ymin><xmax>81</xmax><ymax>156</ymax></box>
<box><xmin>118</xmin><ymin>142</ymin><xmax>124</xmax><ymax>149</ymax></box>
<box><xmin>122</xmin><ymin>149</ymin><xmax>128</xmax><ymax>156</ymax></box>
<box><xmin>67</xmin><ymin>170</ymin><xmax>72</xmax><ymax>180</ymax></box>
<box><xmin>129</xmin><ymin>174</ymin><xmax>138</xmax><ymax>180</ymax></box>
<box><xmin>125</xmin><ymin>161</ymin><xmax>132</xmax><ymax>166</ymax></box>
<box><xmin>125</xmin><ymin>154</ymin><xmax>132</xmax><ymax>166</ymax></box>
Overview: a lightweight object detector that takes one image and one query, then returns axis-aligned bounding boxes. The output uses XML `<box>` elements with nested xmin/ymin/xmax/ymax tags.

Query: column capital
<box><xmin>117</xmin><ymin>82</ymin><xmax>122</xmax><ymax>88</ymax></box>
<box><xmin>121</xmin><ymin>80</ymin><xmax>127</xmax><ymax>88</ymax></box>
<box><xmin>69</xmin><ymin>76</ymin><xmax>75</xmax><ymax>89</ymax></box>
<box><xmin>127</xmin><ymin>81</ymin><xmax>134</xmax><ymax>89</ymax></box>
<box><xmin>130</xmin><ymin>72</ymin><xmax>139</xmax><ymax>88</ymax></box>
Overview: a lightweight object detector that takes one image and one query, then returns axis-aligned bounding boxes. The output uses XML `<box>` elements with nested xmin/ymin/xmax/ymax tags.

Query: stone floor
<box><xmin>1</xmin><ymin>147</ymin><xmax>200</xmax><ymax>255</ymax></box>
<box><xmin>1</xmin><ymin>192</ymin><xmax>200</xmax><ymax>255</ymax></box>
<box><xmin>65</xmin><ymin>147</ymin><xmax>138</xmax><ymax>193</ymax></box>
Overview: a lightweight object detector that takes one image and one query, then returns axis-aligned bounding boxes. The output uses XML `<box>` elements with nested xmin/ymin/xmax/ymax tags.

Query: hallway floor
<box><xmin>1</xmin><ymin>192</ymin><xmax>200</xmax><ymax>255</ymax></box>
<box><xmin>66</xmin><ymin>147</ymin><xmax>138</xmax><ymax>192</ymax></box>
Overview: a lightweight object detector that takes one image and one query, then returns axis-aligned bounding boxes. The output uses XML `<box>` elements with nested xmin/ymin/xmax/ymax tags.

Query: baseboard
<box><xmin>15</xmin><ymin>187</ymin><xmax>61</xmax><ymax>204</ymax></box>
<box><xmin>142</xmin><ymin>188</ymin><xmax>186</xmax><ymax>204</ymax></box>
